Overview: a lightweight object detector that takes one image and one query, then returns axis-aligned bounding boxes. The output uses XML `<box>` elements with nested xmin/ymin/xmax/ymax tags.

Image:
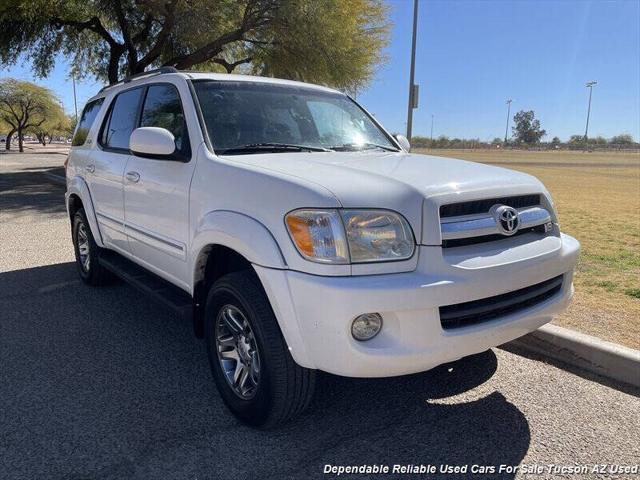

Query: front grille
<box><xmin>440</xmin><ymin>194</ymin><xmax>541</xmax><ymax>218</ymax></box>
<box><xmin>442</xmin><ymin>224</ymin><xmax>547</xmax><ymax>248</ymax></box>
<box><xmin>439</xmin><ymin>275</ymin><xmax>563</xmax><ymax>330</ymax></box>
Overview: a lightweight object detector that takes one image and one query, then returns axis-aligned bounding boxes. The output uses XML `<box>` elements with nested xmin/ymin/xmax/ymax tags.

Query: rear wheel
<box><xmin>72</xmin><ymin>209</ymin><xmax>109</xmax><ymax>286</ymax></box>
<box><xmin>205</xmin><ymin>270</ymin><xmax>316</xmax><ymax>427</ymax></box>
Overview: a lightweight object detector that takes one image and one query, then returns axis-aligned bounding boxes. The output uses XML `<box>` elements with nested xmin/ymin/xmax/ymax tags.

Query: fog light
<box><xmin>351</xmin><ymin>313</ymin><xmax>383</xmax><ymax>341</ymax></box>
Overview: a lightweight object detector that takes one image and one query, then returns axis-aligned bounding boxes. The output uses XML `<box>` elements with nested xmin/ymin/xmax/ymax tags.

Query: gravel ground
<box><xmin>1</xmin><ymin>152</ymin><xmax>639</xmax><ymax>480</ymax></box>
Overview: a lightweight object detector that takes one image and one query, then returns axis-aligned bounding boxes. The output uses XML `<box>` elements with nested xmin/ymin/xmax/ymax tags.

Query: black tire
<box><xmin>72</xmin><ymin>209</ymin><xmax>110</xmax><ymax>286</ymax></box>
<box><xmin>205</xmin><ymin>270</ymin><xmax>316</xmax><ymax>428</ymax></box>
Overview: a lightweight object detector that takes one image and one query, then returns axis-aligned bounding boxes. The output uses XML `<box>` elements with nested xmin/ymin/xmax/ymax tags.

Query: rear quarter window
<box><xmin>71</xmin><ymin>98</ymin><xmax>105</xmax><ymax>146</ymax></box>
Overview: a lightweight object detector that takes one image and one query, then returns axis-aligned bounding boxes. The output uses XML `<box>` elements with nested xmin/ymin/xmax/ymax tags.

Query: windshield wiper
<box><xmin>330</xmin><ymin>142</ymin><xmax>398</xmax><ymax>152</ymax></box>
<box><xmin>218</xmin><ymin>142</ymin><xmax>332</xmax><ymax>154</ymax></box>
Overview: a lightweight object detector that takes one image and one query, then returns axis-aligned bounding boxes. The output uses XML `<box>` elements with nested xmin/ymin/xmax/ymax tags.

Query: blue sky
<box><xmin>2</xmin><ymin>0</ymin><xmax>638</xmax><ymax>141</ymax></box>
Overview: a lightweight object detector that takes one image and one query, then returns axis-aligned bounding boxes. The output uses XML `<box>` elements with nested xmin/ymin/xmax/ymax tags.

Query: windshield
<box><xmin>192</xmin><ymin>80</ymin><xmax>398</xmax><ymax>154</ymax></box>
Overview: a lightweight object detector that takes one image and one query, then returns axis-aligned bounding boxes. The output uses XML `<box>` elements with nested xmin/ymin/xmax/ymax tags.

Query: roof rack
<box><xmin>98</xmin><ymin>66</ymin><xmax>179</xmax><ymax>93</ymax></box>
<box><xmin>123</xmin><ymin>66</ymin><xmax>178</xmax><ymax>83</ymax></box>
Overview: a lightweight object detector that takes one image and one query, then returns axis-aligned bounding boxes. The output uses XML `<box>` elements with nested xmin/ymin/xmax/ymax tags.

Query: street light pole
<box><xmin>430</xmin><ymin>113</ymin><xmax>434</xmax><ymax>142</ymax></box>
<box><xmin>72</xmin><ymin>75</ymin><xmax>78</xmax><ymax>123</ymax></box>
<box><xmin>583</xmin><ymin>81</ymin><xmax>597</xmax><ymax>141</ymax></box>
<box><xmin>504</xmin><ymin>99</ymin><xmax>512</xmax><ymax>145</ymax></box>
<box><xmin>405</xmin><ymin>0</ymin><xmax>419</xmax><ymax>141</ymax></box>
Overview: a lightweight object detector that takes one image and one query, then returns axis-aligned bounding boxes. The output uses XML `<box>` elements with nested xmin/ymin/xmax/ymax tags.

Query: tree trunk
<box><xmin>5</xmin><ymin>129</ymin><xmax>15</xmax><ymax>150</ymax></box>
<box><xmin>17</xmin><ymin>128</ymin><xmax>24</xmax><ymax>152</ymax></box>
<box><xmin>107</xmin><ymin>44</ymin><xmax>126</xmax><ymax>84</ymax></box>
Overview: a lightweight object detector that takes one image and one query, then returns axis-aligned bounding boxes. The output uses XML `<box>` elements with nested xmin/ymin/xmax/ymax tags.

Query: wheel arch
<box><xmin>192</xmin><ymin>244</ymin><xmax>252</xmax><ymax>336</ymax></box>
<box><xmin>66</xmin><ymin>176</ymin><xmax>104</xmax><ymax>247</ymax></box>
<box><xmin>190</xmin><ymin>210</ymin><xmax>287</xmax><ymax>337</ymax></box>
<box><xmin>189</xmin><ymin>211</ymin><xmax>313</xmax><ymax>368</ymax></box>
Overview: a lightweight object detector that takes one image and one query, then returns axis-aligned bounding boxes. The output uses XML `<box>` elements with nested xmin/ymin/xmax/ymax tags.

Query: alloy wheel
<box><xmin>77</xmin><ymin>222</ymin><xmax>90</xmax><ymax>272</ymax></box>
<box><xmin>215</xmin><ymin>304</ymin><xmax>261</xmax><ymax>399</ymax></box>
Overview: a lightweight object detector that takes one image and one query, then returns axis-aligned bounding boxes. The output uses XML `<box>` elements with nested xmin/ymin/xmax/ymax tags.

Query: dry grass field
<box><xmin>416</xmin><ymin>149</ymin><xmax>640</xmax><ymax>350</ymax></box>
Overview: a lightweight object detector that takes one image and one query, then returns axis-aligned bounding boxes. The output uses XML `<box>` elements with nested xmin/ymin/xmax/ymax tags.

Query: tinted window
<box><xmin>140</xmin><ymin>84</ymin><xmax>189</xmax><ymax>154</ymax></box>
<box><xmin>307</xmin><ymin>101</ymin><xmax>387</xmax><ymax>147</ymax></box>
<box><xmin>72</xmin><ymin>98</ymin><xmax>104</xmax><ymax>146</ymax></box>
<box><xmin>193</xmin><ymin>81</ymin><xmax>396</xmax><ymax>153</ymax></box>
<box><xmin>102</xmin><ymin>88</ymin><xmax>143</xmax><ymax>150</ymax></box>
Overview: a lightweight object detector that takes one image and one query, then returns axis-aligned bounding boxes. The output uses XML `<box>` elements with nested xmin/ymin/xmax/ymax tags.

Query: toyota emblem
<box><xmin>492</xmin><ymin>204</ymin><xmax>520</xmax><ymax>235</ymax></box>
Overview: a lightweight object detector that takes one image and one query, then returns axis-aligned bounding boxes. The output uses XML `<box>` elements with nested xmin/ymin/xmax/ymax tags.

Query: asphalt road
<box><xmin>1</xmin><ymin>152</ymin><xmax>639</xmax><ymax>480</ymax></box>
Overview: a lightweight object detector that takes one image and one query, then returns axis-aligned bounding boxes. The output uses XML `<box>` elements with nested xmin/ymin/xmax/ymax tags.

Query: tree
<box><xmin>409</xmin><ymin>136</ymin><xmax>430</xmax><ymax>148</ymax></box>
<box><xmin>433</xmin><ymin>135</ymin><xmax>451</xmax><ymax>149</ymax></box>
<box><xmin>610</xmin><ymin>134</ymin><xmax>634</xmax><ymax>144</ymax></box>
<box><xmin>0</xmin><ymin>117</ymin><xmax>12</xmax><ymax>138</ymax></box>
<box><xmin>568</xmin><ymin>134</ymin><xmax>584</xmax><ymax>145</ymax></box>
<box><xmin>29</xmin><ymin>108</ymin><xmax>71</xmax><ymax>145</ymax></box>
<box><xmin>68</xmin><ymin>115</ymin><xmax>78</xmax><ymax>136</ymax></box>
<box><xmin>550</xmin><ymin>136</ymin><xmax>561</xmax><ymax>147</ymax></box>
<box><xmin>0</xmin><ymin>112</ymin><xmax>17</xmax><ymax>150</ymax></box>
<box><xmin>491</xmin><ymin>137</ymin><xmax>502</xmax><ymax>146</ymax></box>
<box><xmin>0</xmin><ymin>79</ymin><xmax>61</xmax><ymax>152</ymax></box>
<box><xmin>511</xmin><ymin>110</ymin><xmax>546</xmax><ymax>145</ymax></box>
<box><xmin>0</xmin><ymin>0</ymin><xmax>389</xmax><ymax>91</ymax></box>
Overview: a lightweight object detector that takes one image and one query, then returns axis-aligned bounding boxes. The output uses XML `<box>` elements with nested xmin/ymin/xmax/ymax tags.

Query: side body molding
<box><xmin>66</xmin><ymin>175</ymin><xmax>104</xmax><ymax>248</ymax></box>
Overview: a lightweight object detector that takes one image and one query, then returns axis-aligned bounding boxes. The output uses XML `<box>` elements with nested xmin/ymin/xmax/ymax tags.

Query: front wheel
<box><xmin>205</xmin><ymin>271</ymin><xmax>316</xmax><ymax>428</ymax></box>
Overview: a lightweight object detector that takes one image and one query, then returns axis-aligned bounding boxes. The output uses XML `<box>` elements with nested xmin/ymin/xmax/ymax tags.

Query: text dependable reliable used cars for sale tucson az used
<box><xmin>65</xmin><ymin>68</ymin><xmax>579</xmax><ymax>427</ymax></box>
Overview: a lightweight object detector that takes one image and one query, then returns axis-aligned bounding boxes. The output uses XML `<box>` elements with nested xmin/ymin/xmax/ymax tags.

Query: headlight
<box><xmin>341</xmin><ymin>209</ymin><xmax>415</xmax><ymax>262</ymax></box>
<box><xmin>285</xmin><ymin>209</ymin><xmax>415</xmax><ymax>264</ymax></box>
<box><xmin>285</xmin><ymin>209</ymin><xmax>349</xmax><ymax>263</ymax></box>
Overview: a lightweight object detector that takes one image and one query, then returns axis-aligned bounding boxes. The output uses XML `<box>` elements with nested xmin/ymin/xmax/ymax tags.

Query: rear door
<box><xmin>123</xmin><ymin>82</ymin><xmax>196</xmax><ymax>288</ymax></box>
<box><xmin>89</xmin><ymin>87</ymin><xmax>144</xmax><ymax>252</ymax></box>
<box><xmin>68</xmin><ymin>96</ymin><xmax>104</xmax><ymax>198</ymax></box>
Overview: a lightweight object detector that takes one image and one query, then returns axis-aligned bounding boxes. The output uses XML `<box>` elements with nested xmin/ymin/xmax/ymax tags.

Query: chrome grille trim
<box><xmin>441</xmin><ymin>206</ymin><xmax>551</xmax><ymax>241</ymax></box>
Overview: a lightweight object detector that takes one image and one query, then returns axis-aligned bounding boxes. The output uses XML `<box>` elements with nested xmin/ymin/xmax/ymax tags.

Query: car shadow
<box><xmin>0</xmin><ymin>262</ymin><xmax>530</xmax><ymax>480</ymax></box>
<box><xmin>0</xmin><ymin>166</ymin><xmax>66</xmax><ymax>216</ymax></box>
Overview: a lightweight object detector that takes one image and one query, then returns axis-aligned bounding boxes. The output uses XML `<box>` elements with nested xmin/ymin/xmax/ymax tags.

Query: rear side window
<box><xmin>140</xmin><ymin>84</ymin><xmax>190</xmax><ymax>155</ymax></box>
<box><xmin>72</xmin><ymin>98</ymin><xmax>104</xmax><ymax>146</ymax></box>
<box><xmin>101</xmin><ymin>88</ymin><xmax>144</xmax><ymax>150</ymax></box>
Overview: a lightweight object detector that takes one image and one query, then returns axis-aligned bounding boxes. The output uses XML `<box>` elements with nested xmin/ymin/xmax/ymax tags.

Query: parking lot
<box><xmin>1</xmin><ymin>152</ymin><xmax>639</xmax><ymax>479</ymax></box>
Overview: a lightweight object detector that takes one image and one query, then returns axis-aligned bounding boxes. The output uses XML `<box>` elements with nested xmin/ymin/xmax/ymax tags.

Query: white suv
<box><xmin>66</xmin><ymin>67</ymin><xmax>579</xmax><ymax>427</ymax></box>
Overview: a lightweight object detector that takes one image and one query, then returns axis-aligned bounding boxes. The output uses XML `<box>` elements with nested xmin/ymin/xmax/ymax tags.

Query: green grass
<box><xmin>625</xmin><ymin>288</ymin><xmax>640</xmax><ymax>300</ymax></box>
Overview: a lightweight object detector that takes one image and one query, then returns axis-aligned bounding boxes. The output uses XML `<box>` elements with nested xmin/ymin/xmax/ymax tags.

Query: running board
<box><xmin>99</xmin><ymin>250</ymin><xmax>193</xmax><ymax>321</ymax></box>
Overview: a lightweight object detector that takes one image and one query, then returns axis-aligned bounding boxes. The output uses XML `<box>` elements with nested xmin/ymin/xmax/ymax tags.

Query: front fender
<box><xmin>190</xmin><ymin>211</ymin><xmax>317</xmax><ymax>368</ymax></box>
<box><xmin>66</xmin><ymin>176</ymin><xmax>104</xmax><ymax>247</ymax></box>
<box><xmin>190</xmin><ymin>210</ymin><xmax>287</xmax><ymax>272</ymax></box>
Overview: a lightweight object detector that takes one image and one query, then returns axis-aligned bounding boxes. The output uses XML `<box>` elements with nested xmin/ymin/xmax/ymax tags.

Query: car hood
<box><xmin>224</xmin><ymin>151</ymin><xmax>547</xmax><ymax>243</ymax></box>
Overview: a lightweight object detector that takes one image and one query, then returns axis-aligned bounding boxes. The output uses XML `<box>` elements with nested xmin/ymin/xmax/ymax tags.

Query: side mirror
<box><xmin>130</xmin><ymin>127</ymin><xmax>176</xmax><ymax>159</ymax></box>
<box><xmin>395</xmin><ymin>134</ymin><xmax>410</xmax><ymax>152</ymax></box>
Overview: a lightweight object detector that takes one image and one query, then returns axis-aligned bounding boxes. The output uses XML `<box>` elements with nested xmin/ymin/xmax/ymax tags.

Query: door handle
<box><xmin>85</xmin><ymin>164</ymin><xmax>95</xmax><ymax>173</ymax></box>
<box><xmin>125</xmin><ymin>171</ymin><xmax>140</xmax><ymax>183</ymax></box>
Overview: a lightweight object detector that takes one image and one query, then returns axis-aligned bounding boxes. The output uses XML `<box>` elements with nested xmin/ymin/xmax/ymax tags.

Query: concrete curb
<box><xmin>507</xmin><ymin>324</ymin><xmax>640</xmax><ymax>388</ymax></box>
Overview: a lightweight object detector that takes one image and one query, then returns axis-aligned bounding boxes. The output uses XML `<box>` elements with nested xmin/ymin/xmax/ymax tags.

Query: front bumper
<box><xmin>255</xmin><ymin>233</ymin><xmax>580</xmax><ymax>377</ymax></box>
